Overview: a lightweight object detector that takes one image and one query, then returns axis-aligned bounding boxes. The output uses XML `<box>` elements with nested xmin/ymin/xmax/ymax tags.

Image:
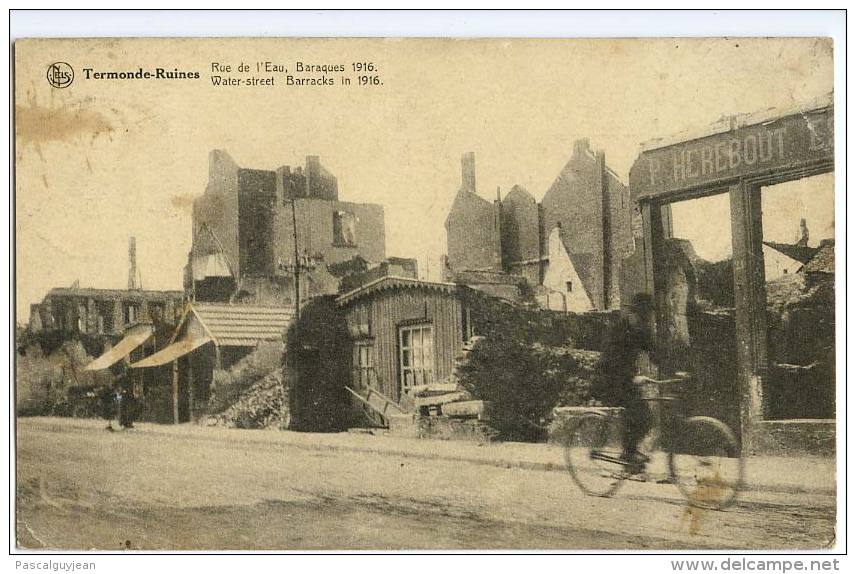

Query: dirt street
<box><xmin>15</xmin><ymin>418</ymin><xmax>836</xmax><ymax>550</ymax></box>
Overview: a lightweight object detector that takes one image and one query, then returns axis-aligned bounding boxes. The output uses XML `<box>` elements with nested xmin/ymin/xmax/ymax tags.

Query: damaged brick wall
<box><xmin>238</xmin><ymin>169</ymin><xmax>278</xmax><ymax>277</ymax></box>
<box><xmin>191</xmin><ymin>151</ymin><xmax>386</xmax><ymax>304</ymax></box>
<box><xmin>445</xmin><ymin>153</ymin><xmax>503</xmax><ymax>274</ymax></box>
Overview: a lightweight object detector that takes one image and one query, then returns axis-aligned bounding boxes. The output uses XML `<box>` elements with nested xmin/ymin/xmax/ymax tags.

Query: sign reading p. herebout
<box><xmin>630</xmin><ymin>105</ymin><xmax>833</xmax><ymax>201</ymax></box>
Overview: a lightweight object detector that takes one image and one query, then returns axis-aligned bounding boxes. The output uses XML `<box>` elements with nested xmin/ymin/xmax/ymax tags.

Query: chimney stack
<box><xmin>128</xmin><ymin>236</ymin><xmax>138</xmax><ymax>290</ymax></box>
<box><xmin>306</xmin><ymin>155</ymin><xmax>321</xmax><ymax>197</ymax></box>
<box><xmin>461</xmin><ymin>152</ymin><xmax>476</xmax><ymax>192</ymax></box>
<box><xmin>798</xmin><ymin>218</ymin><xmax>810</xmax><ymax>247</ymax></box>
<box><xmin>573</xmin><ymin>138</ymin><xmax>591</xmax><ymax>157</ymax></box>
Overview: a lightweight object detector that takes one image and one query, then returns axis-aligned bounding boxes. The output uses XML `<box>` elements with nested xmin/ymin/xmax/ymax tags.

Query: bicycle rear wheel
<box><xmin>668</xmin><ymin>416</ymin><xmax>744</xmax><ymax>509</ymax></box>
<box><xmin>563</xmin><ymin>411</ymin><xmax>626</xmax><ymax>498</ymax></box>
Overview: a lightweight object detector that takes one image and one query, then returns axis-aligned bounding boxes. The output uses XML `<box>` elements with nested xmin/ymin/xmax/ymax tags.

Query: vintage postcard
<box><xmin>14</xmin><ymin>35</ymin><xmax>838</xmax><ymax>552</ymax></box>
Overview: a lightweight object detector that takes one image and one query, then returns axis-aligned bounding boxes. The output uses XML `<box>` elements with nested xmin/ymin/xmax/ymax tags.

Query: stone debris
<box><xmin>205</xmin><ymin>370</ymin><xmax>286</xmax><ymax>430</ymax></box>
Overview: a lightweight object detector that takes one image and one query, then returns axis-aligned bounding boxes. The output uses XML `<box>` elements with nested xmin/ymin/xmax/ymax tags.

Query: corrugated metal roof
<box><xmin>190</xmin><ymin>303</ymin><xmax>295</xmax><ymax>347</ymax></box>
<box><xmin>337</xmin><ymin>276</ymin><xmax>457</xmax><ymax>307</ymax></box>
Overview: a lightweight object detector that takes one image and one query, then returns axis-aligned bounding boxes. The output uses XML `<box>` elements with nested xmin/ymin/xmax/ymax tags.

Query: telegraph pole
<box><xmin>289</xmin><ymin>183</ymin><xmax>301</xmax><ymax>324</ymax></box>
<box><xmin>128</xmin><ymin>236</ymin><xmax>138</xmax><ymax>290</ymax></box>
<box><xmin>282</xmin><ymin>180</ymin><xmax>302</xmax><ymax>432</ymax></box>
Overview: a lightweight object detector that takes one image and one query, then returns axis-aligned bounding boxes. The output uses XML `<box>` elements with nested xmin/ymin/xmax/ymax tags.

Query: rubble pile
<box><xmin>206</xmin><ymin>369</ymin><xmax>286</xmax><ymax>430</ymax></box>
<box><xmin>765</xmin><ymin>272</ymin><xmax>829</xmax><ymax>315</ymax></box>
<box><xmin>204</xmin><ymin>342</ymin><xmax>288</xmax><ymax>429</ymax></box>
<box><xmin>16</xmin><ymin>338</ymin><xmax>111</xmax><ymax>415</ymax></box>
<box><xmin>206</xmin><ymin>342</ymin><xmax>283</xmax><ymax>414</ymax></box>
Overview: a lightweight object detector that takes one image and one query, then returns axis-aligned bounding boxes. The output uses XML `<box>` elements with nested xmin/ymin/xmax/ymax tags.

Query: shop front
<box><xmin>627</xmin><ymin>97</ymin><xmax>834</xmax><ymax>454</ymax></box>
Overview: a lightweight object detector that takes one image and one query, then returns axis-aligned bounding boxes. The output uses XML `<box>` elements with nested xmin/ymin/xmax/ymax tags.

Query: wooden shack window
<box><xmin>461</xmin><ymin>306</ymin><xmax>474</xmax><ymax>342</ymax></box>
<box><xmin>354</xmin><ymin>342</ymin><xmax>375</xmax><ymax>389</ymax></box>
<box><xmin>399</xmin><ymin>324</ymin><xmax>434</xmax><ymax>392</ymax></box>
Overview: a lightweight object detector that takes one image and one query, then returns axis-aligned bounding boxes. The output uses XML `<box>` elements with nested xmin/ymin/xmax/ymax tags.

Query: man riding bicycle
<box><xmin>595</xmin><ymin>292</ymin><xmax>658</xmax><ymax>475</ymax></box>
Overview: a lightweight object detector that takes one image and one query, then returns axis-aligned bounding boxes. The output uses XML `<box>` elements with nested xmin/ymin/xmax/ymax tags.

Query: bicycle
<box><xmin>563</xmin><ymin>373</ymin><xmax>744</xmax><ymax>510</ymax></box>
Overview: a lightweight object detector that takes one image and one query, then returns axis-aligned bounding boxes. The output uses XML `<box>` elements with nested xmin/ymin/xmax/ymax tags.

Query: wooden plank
<box><xmin>413</xmin><ymin>391</ymin><xmax>469</xmax><ymax>408</ymax></box>
<box><xmin>442</xmin><ymin>400</ymin><xmax>490</xmax><ymax>420</ymax></box>
<box><xmin>406</xmin><ymin>383</ymin><xmax>459</xmax><ymax>397</ymax></box>
<box><xmin>345</xmin><ymin>386</ymin><xmax>405</xmax><ymax>417</ymax></box>
<box><xmin>365</xmin><ymin>387</ymin><xmax>404</xmax><ymax>415</ymax></box>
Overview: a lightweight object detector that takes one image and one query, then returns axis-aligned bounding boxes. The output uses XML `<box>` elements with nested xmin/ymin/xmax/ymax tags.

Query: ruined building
<box><xmin>29</xmin><ymin>286</ymin><xmax>183</xmax><ymax>337</ymax></box>
<box><xmin>541</xmin><ymin>139</ymin><xmax>635</xmax><ymax>309</ymax></box>
<box><xmin>186</xmin><ymin>150</ymin><xmax>393</xmax><ymax>306</ymax></box>
<box><xmin>445</xmin><ymin>152</ymin><xmax>503</xmax><ymax>274</ymax></box>
<box><xmin>28</xmin><ymin>237</ymin><xmax>184</xmax><ymax>337</ymax></box>
<box><xmin>444</xmin><ymin>140</ymin><xmax>634</xmax><ymax>311</ymax></box>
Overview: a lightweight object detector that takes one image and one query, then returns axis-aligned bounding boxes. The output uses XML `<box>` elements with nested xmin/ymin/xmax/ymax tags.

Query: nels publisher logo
<box><xmin>46</xmin><ymin>62</ymin><xmax>74</xmax><ymax>88</ymax></box>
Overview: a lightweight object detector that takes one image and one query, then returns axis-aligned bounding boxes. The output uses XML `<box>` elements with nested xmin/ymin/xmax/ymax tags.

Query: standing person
<box><xmin>100</xmin><ymin>382</ymin><xmax>119</xmax><ymax>431</ymax></box>
<box><xmin>118</xmin><ymin>376</ymin><xmax>136</xmax><ymax>429</ymax></box>
<box><xmin>594</xmin><ymin>292</ymin><xmax>658</xmax><ymax>475</ymax></box>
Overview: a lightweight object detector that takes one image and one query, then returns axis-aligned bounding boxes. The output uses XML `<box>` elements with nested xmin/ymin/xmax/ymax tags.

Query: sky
<box><xmin>15</xmin><ymin>37</ymin><xmax>834</xmax><ymax>319</ymax></box>
<box><xmin>671</xmin><ymin>173</ymin><xmax>835</xmax><ymax>261</ymax></box>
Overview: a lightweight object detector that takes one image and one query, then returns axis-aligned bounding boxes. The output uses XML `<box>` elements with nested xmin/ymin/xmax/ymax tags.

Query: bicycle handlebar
<box><xmin>633</xmin><ymin>374</ymin><xmax>692</xmax><ymax>385</ymax></box>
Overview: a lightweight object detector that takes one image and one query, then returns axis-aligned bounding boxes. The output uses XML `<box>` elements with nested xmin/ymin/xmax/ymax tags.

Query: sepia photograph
<box><xmin>11</xmin><ymin>14</ymin><xmax>843</xmax><ymax>555</ymax></box>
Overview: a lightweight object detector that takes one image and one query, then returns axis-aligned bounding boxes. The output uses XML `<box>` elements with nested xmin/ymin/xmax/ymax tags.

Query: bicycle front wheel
<box><xmin>668</xmin><ymin>416</ymin><xmax>744</xmax><ymax>509</ymax></box>
<box><xmin>563</xmin><ymin>411</ymin><xmax>626</xmax><ymax>498</ymax></box>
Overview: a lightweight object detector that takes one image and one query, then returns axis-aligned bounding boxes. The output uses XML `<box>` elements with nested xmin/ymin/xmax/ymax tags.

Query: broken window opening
<box><xmin>761</xmin><ymin>174</ymin><xmax>834</xmax><ymax>420</ymax></box>
<box><xmin>96</xmin><ymin>300</ymin><xmax>115</xmax><ymax>334</ymax></box>
<box><xmin>148</xmin><ymin>302</ymin><xmax>165</xmax><ymax>323</ymax></box>
<box><xmin>664</xmin><ymin>192</ymin><xmax>738</xmax><ymax>434</ymax></box>
<box><xmin>333</xmin><ymin>211</ymin><xmax>357</xmax><ymax>247</ymax></box>
<box><xmin>123</xmin><ymin>302</ymin><xmax>140</xmax><ymax>326</ymax></box>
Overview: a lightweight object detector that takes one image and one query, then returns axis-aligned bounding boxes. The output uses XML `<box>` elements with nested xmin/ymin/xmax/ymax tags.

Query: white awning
<box><xmin>84</xmin><ymin>324</ymin><xmax>153</xmax><ymax>371</ymax></box>
<box><xmin>129</xmin><ymin>335</ymin><xmax>211</xmax><ymax>368</ymax></box>
<box><xmin>191</xmin><ymin>253</ymin><xmax>232</xmax><ymax>281</ymax></box>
